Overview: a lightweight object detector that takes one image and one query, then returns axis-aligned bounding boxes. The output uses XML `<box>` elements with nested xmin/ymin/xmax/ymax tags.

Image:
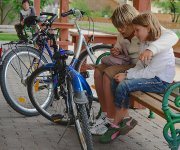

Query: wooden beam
<box><xmin>133</xmin><ymin>0</ymin><xmax>151</xmax><ymax>12</ymax></box>
<box><xmin>59</xmin><ymin>0</ymin><xmax>69</xmax><ymax>49</ymax></box>
<box><xmin>34</xmin><ymin>0</ymin><xmax>40</xmax><ymax>15</ymax></box>
<box><xmin>59</xmin><ymin>0</ymin><xmax>69</xmax><ymax>23</ymax></box>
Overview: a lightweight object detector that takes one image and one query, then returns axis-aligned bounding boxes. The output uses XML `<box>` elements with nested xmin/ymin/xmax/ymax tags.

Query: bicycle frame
<box><xmin>73</xmin><ymin>19</ymin><xmax>97</xmax><ymax>64</ymax></box>
<box><xmin>44</xmin><ymin>59</ymin><xmax>93</xmax><ymax>104</ymax></box>
<box><xmin>41</xmin><ymin>15</ymin><xmax>100</xmax><ymax>104</ymax></box>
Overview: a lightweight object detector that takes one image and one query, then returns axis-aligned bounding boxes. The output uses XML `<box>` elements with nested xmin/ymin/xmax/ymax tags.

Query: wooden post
<box><xmin>133</xmin><ymin>0</ymin><xmax>151</xmax><ymax>12</ymax></box>
<box><xmin>59</xmin><ymin>0</ymin><xmax>69</xmax><ymax>49</ymax></box>
<box><xmin>34</xmin><ymin>0</ymin><xmax>40</xmax><ymax>15</ymax></box>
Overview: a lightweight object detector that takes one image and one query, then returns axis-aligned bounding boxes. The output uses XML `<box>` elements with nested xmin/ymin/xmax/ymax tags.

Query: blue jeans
<box><xmin>111</xmin><ymin>76</ymin><xmax>170</xmax><ymax>108</ymax></box>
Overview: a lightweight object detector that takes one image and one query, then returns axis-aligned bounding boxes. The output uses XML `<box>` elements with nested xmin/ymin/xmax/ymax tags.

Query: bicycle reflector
<box><xmin>0</xmin><ymin>47</ymin><xmax>2</xmax><ymax>58</ymax></box>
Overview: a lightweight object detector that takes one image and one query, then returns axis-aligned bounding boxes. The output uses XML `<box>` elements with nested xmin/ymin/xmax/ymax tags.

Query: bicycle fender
<box><xmin>68</xmin><ymin>67</ymin><xmax>92</xmax><ymax>104</ymax></box>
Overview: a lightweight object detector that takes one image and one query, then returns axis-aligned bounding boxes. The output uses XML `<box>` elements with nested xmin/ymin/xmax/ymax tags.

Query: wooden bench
<box><xmin>129</xmin><ymin>83</ymin><xmax>180</xmax><ymax>150</ymax></box>
<box><xmin>70</xmin><ymin>32</ymin><xmax>180</xmax><ymax>58</ymax></box>
<box><xmin>70</xmin><ymin>32</ymin><xmax>117</xmax><ymax>51</ymax></box>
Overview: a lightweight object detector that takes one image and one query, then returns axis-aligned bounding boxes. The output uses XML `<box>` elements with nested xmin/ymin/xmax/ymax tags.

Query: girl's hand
<box><xmin>111</xmin><ymin>47</ymin><xmax>121</xmax><ymax>56</ymax></box>
<box><xmin>114</xmin><ymin>73</ymin><xmax>126</xmax><ymax>82</ymax></box>
<box><xmin>139</xmin><ymin>49</ymin><xmax>153</xmax><ymax>61</ymax></box>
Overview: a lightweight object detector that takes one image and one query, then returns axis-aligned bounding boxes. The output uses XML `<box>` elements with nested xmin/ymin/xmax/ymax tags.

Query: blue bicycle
<box><xmin>0</xmin><ymin>13</ymin><xmax>61</xmax><ymax>116</ymax></box>
<box><xmin>0</xmin><ymin>9</ymin><xmax>111</xmax><ymax>118</ymax></box>
<box><xmin>27</xmin><ymin>9</ymin><xmax>96</xmax><ymax>150</ymax></box>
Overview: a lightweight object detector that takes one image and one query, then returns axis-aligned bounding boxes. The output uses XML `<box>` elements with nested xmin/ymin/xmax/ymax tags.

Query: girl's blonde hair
<box><xmin>132</xmin><ymin>12</ymin><xmax>161</xmax><ymax>41</ymax></box>
<box><xmin>111</xmin><ymin>4</ymin><xmax>139</xmax><ymax>28</ymax></box>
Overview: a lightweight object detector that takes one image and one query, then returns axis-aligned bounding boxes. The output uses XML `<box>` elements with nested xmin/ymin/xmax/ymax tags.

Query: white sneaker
<box><xmin>90</xmin><ymin>117</ymin><xmax>110</xmax><ymax>135</ymax></box>
<box><xmin>90</xmin><ymin>112</ymin><xmax>106</xmax><ymax>127</ymax></box>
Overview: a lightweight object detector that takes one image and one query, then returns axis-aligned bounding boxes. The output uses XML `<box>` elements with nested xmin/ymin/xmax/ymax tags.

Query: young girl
<box><xmin>91</xmin><ymin>4</ymin><xmax>178</xmax><ymax>136</ymax></box>
<box><xmin>99</xmin><ymin>12</ymin><xmax>178</xmax><ymax>143</ymax></box>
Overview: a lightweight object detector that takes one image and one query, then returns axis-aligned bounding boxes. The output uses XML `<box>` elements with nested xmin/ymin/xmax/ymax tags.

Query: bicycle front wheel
<box><xmin>27</xmin><ymin>66</ymin><xmax>71</xmax><ymax>125</ymax></box>
<box><xmin>67</xmin><ymin>80</ymin><xmax>93</xmax><ymax>150</ymax></box>
<box><xmin>1</xmin><ymin>46</ymin><xmax>48</xmax><ymax>116</ymax></box>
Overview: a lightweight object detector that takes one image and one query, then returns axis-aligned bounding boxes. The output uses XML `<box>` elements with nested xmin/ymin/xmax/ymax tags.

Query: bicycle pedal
<box><xmin>80</xmin><ymin>71</ymin><xmax>89</xmax><ymax>78</ymax></box>
<box><xmin>51</xmin><ymin>114</ymin><xmax>64</xmax><ymax>123</ymax></box>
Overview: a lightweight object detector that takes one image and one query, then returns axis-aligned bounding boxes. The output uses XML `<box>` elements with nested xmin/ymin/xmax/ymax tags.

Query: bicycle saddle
<box><xmin>24</xmin><ymin>16</ymin><xmax>47</xmax><ymax>27</ymax></box>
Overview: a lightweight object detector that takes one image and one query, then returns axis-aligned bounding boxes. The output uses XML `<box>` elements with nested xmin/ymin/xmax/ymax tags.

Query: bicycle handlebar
<box><xmin>40</xmin><ymin>12</ymin><xmax>58</xmax><ymax>27</ymax></box>
<box><xmin>61</xmin><ymin>8</ymin><xmax>85</xmax><ymax>18</ymax></box>
<box><xmin>61</xmin><ymin>9</ymin><xmax>74</xmax><ymax>17</ymax></box>
<box><xmin>40</xmin><ymin>12</ymin><xmax>55</xmax><ymax>16</ymax></box>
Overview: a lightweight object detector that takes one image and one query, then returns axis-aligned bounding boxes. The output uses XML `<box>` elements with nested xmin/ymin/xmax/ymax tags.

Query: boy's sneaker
<box><xmin>99</xmin><ymin>117</ymin><xmax>138</xmax><ymax>143</ymax></box>
<box><xmin>90</xmin><ymin>116</ymin><xmax>110</xmax><ymax>135</ymax></box>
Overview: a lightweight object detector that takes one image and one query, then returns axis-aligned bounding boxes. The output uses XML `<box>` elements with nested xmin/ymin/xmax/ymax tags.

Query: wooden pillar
<box><xmin>34</xmin><ymin>0</ymin><xmax>41</xmax><ymax>15</ymax></box>
<box><xmin>59</xmin><ymin>0</ymin><xmax>69</xmax><ymax>49</ymax></box>
<box><xmin>133</xmin><ymin>0</ymin><xmax>151</xmax><ymax>12</ymax></box>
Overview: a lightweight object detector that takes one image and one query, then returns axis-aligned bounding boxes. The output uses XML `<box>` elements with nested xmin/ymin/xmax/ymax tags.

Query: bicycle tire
<box><xmin>67</xmin><ymin>79</ymin><xmax>93</xmax><ymax>150</ymax></box>
<box><xmin>1</xmin><ymin>46</ymin><xmax>48</xmax><ymax>116</ymax></box>
<box><xmin>27</xmin><ymin>65</ymin><xmax>72</xmax><ymax>125</ymax></box>
<box><xmin>75</xmin><ymin>44</ymin><xmax>112</xmax><ymax>70</ymax></box>
<box><xmin>75</xmin><ymin>45</ymin><xmax>112</xmax><ymax>97</ymax></box>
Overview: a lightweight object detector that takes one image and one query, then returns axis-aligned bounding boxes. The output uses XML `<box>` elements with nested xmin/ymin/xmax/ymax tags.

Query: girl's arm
<box><xmin>127</xmin><ymin>60</ymin><xmax>156</xmax><ymax>79</ymax></box>
<box><xmin>146</xmin><ymin>27</ymin><xmax>179</xmax><ymax>56</ymax></box>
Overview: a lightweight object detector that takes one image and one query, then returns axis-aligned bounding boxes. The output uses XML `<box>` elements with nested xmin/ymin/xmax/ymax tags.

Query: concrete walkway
<box><xmin>0</xmin><ymin>40</ymin><xmax>179</xmax><ymax>150</ymax></box>
<box><xmin>0</xmin><ymin>90</ymin><xmax>171</xmax><ymax>150</ymax></box>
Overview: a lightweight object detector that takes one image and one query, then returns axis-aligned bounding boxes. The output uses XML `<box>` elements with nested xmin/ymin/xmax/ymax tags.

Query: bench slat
<box><xmin>130</xmin><ymin>92</ymin><xmax>165</xmax><ymax>118</ymax></box>
<box><xmin>145</xmin><ymin>93</ymin><xmax>180</xmax><ymax>112</ymax></box>
<box><xmin>130</xmin><ymin>91</ymin><xmax>179</xmax><ymax>119</ymax></box>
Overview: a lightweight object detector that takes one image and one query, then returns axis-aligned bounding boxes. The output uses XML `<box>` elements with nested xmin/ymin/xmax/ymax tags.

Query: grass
<box><xmin>78</xmin><ymin>22</ymin><xmax>180</xmax><ymax>38</ymax></box>
<box><xmin>78</xmin><ymin>21</ymin><xmax>117</xmax><ymax>34</ymax></box>
<box><xmin>0</xmin><ymin>33</ymin><xmax>19</xmax><ymax>41</ymax></box>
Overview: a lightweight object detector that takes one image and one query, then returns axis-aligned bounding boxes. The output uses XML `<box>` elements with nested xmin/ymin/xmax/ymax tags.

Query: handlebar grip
<box><xmin>40</xmin><ymin>12</ymin><xmax>54</xmax><ymax>16</ymax></box>
<box><xmin>61</xmin><ymin>9</ymin><xmax>74</xmax><ymax>17</ymax></box>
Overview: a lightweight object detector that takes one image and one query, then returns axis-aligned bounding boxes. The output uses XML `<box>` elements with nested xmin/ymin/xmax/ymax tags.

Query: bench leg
<box><xmin>148</xmin><ymin>110</ymin><xmax>155</xmax><ymax>119</ymax></box>
<box><xmin>162</xmin><ymin>82</ymin><xmax>180</xmax><ymax>150</ymax></box>
<box><xmin>163</xmin><ymin>120</ymin><xmax>180</xmax><ymax>150</ymax></box>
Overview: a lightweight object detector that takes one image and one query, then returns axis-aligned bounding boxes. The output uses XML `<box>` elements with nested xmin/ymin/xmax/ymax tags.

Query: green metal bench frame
<box><xmin>162</xmin><ymin>82</ymin><xmax>180</xmax><ymax>150</ymax></box>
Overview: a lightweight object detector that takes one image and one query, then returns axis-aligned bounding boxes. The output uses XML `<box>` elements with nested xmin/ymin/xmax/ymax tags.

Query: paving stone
<box><xmin>0</xmin><ymin>42</ymin><xmax>177</xmax><ymax>149</ymax></box>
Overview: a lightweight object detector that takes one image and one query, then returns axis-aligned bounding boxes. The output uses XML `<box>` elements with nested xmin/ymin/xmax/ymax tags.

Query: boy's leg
<box><xmin>94</xmin><ymin>68</ymin><xmax>106</xmax><ymax>112</ymax></box>
<box><xmin>103</xmin><ymin>74</ymin><xmax>116</xmax><ymax>119</ymax></box>
<box><xmin>103</xmin><ymin>64</ymin><xmax>135</xmax><ymax>119</ymax></box>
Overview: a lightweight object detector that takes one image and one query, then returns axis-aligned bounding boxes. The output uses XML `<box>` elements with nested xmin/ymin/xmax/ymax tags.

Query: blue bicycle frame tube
<box><xmin>68</xmin><ymin>66</ymin><xmax>92</xmax><ymax>95</ymax></box>
<box><xmin>67</xmin><ymin>66</ymin><xmax>92</xmax><ymax>104</ymax></box>
<box><xmin>44</xmin><ymin>42</ymin><xmax>53</xmax><ymax>58</ymax></box>
<box><xmin>44</xmin><ymin>63</ymin><xmax>93</xmax><ymax>104</ymax></box>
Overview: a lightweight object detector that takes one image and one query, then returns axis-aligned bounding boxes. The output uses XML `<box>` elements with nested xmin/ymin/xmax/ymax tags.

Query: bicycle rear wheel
<box><xmin>75</xmin><ymin>45</ymin><xmax>111</xmax><ymax>96</ymax></box>
<box><xmin>75</xmin><ymin>45</ymin><xmax>111</xmax><ymax>121</ymax></box>
<box><xmin>27</xmin><ymin>65</ymin><xmax>72</xmax><ymax>125</ymax></box>
<box><xmin>0</xmin><ymin>46</ymin><xmax>48</xmax><ymax>116</ymax></box>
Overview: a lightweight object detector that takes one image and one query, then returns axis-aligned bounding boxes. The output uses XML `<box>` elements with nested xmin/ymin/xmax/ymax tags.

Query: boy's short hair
<box><xmin>111</xmin><ymin>4</ymin><xmax>139</xmax><ymax>28</ymax></box>
<box><xmin>132</xmin><ymin>12</ymin><xmax>161</xmax><ymax>41</ymax></box>
<box><xmin>22</xmin><ymin>0</ymin><xmax>30</xmax><ymax>4</ymax></box>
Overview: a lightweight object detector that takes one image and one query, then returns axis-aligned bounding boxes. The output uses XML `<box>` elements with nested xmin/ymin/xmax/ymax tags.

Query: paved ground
<box><xmin>0</xmin><ymin>41</ymin><xmax>179</xmax><ymax>150</ymax></box>
<box><xmin>0</xmin><ymin>88</ymin><xmax>173</xmax><ymax>150</ymax></box>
